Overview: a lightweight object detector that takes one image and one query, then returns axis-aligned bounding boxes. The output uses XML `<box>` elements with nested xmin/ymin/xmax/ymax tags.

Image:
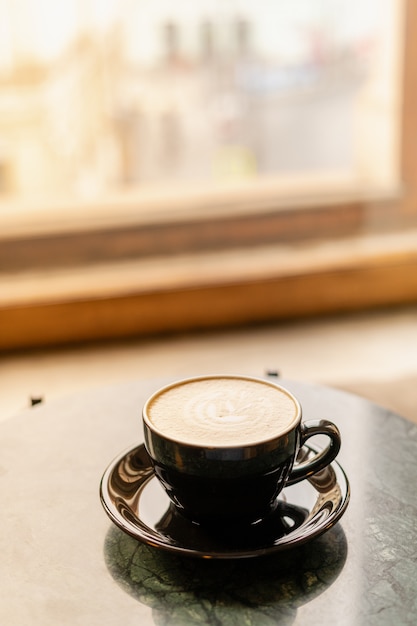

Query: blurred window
<box><xmin>0</xmin><ymin>0</ymin><xmax>403</xmax><ymax>211</ymax></box>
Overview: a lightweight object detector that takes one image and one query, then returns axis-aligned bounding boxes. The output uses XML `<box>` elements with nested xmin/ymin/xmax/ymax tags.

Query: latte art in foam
<box><xmin>187</xmin><ymin>393</ymin><xmax>258</xmax><ymax>424</ymax></box>
<box><xmin>146</xmin><ymin>377</ymin><xmax>299</xmax><ymax>446</ymax></box>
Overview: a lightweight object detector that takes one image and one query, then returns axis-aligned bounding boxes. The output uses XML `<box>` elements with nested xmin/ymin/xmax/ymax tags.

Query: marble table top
<box><xmin>1</xmin><ymin>375</ymin><xmax>416</xmax><ymax>626</ymax></box>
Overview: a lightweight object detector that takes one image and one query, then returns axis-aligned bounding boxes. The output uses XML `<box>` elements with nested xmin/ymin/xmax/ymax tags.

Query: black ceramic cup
<box><xmin>142</xmin><ymin>375</ymin><xmax>341</xmax><ymax>527</ymax></box>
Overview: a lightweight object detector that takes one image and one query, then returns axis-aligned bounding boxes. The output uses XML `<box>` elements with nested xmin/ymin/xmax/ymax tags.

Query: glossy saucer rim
<box><xmin>100</xmin><ymin>443</ymin><xmax>350</xmax><ymax>559</ymax></box>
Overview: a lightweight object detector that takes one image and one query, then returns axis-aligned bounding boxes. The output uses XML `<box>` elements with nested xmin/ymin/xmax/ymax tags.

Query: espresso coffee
<box><xmin>146</xmin><ymin>376</ymin><xmax>299</xmax><ymax>446</ymax></box>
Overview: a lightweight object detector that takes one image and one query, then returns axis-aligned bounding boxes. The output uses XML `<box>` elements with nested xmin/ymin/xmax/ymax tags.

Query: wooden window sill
<box><xmin>2</xmin><ymin>228</ymin><xmax>417</xmax><ymax>351</ymax></box>
<box><xmin>0</xmin><ymin>177</ymin><xmax>401</xmax><ymax>272</ymax></box>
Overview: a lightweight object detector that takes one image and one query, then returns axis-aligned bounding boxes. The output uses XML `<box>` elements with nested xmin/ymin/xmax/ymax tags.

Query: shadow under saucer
<box><xmin>104</xmin><ymin>521</ymin><xmax>348</xmax><ymax>626</ymax></box>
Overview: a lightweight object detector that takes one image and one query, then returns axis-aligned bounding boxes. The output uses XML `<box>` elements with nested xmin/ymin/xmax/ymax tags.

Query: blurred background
<box><xmin>1</xmin><ymin>0</ymin><xmax>417</xmax><ymax>425</ymax></box>
<box><xmin>0</xmin><ymin>0</ymin><xmax>400</xmax><ymax>201</ymax></box>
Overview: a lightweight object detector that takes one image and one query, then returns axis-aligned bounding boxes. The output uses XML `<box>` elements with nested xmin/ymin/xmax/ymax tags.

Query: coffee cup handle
<box><xmin>286</xmin><ymin>419</ymin><xmax>341</xmax><ymax>486</ymax></box>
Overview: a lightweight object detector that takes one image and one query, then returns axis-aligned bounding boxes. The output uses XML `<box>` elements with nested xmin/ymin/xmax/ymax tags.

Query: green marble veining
<box><xmin>359</xmin><ymin>413</ymin><xmax>417</xmax><ymax>625</ymax></box>
<box><xmin>104</xmin><ymin>523</ymin><xmax>347</xmax><ymax>626</ymax></box>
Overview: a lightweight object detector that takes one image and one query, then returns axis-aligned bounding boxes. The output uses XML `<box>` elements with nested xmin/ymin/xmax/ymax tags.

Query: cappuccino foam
<box><xmin>145</xmin><ymin>377</ymin><xmax>299</xmax><ymax>446</ymax></box>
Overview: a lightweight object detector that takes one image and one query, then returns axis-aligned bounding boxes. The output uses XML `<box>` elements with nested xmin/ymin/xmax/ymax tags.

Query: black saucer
<box><xmin>100</xmin><ymin>443</ymin><xmax>350</xmax><ymax>559</ymax></box>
